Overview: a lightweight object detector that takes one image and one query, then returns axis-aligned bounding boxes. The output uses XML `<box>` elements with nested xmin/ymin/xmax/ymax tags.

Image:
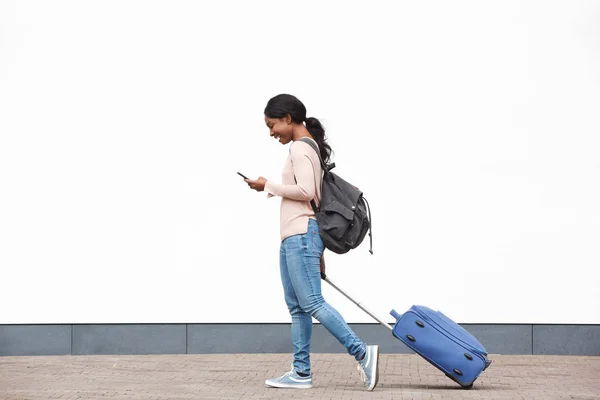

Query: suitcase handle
<box><xmin>390</xmin><ymin>309</ymin><xmax>402</xmax><ymax>321</ymax></box>
<box><xmin>321</xmin><ymin>273</ymin><xmax>393</xmax><ymax>333</ymax></box>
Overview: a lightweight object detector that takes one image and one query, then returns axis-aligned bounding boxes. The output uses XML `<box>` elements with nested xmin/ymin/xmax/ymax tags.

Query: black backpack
<box><xmin>296</xmin><ymin>137</ymin><xmax>373</xmax><ymax>255</ymax></box>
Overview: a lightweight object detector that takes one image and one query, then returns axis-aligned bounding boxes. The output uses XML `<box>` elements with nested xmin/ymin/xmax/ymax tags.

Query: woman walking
<box><xmin>244</xmin><ymin>94</ymin><xmax>379</xmax><ymax>391</ymax></box>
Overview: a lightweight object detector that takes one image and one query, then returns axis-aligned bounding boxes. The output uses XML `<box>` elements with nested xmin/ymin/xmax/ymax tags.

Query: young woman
<box><xmin>244</xmin><ymin>94</ymin><xmax>379</xmax><ymax>391</ymax></box>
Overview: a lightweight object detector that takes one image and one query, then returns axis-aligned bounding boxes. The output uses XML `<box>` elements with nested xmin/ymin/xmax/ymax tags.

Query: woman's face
<box><xmin>265</xmin><ymin>115</ymin><xmax>293</xmax><ymax>145</ymax></box>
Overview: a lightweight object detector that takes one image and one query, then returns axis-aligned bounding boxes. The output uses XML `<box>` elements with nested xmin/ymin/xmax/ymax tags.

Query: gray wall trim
<box><xmin>1</xmin><ymin>324</ymin><xmax>599</xmax><ymax>356</ymax></box>
<box><xmin>533</xmin><ymin>325</ymin><xmax>600</xmax><ymax>355</ymax></box>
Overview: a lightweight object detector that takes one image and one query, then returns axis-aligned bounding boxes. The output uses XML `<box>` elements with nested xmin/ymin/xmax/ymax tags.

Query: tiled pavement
<box><xmin>1</xmin><ymin>353</ymin><xmax>599</xmax><ymax>399</ymax></box>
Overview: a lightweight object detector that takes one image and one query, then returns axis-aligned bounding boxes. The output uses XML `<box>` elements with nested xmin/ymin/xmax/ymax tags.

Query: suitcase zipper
<box><xmin>409</xmin><ymin>308</ymin><xmax>488</xmax><ymax>358</ymax></box>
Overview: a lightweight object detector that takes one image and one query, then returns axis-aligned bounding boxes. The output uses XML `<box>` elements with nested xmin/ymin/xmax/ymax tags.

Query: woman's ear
<box><xmin>285</xmin><ymin>113</ymin><xmax>292</xmax><ymax>124</ymax></box>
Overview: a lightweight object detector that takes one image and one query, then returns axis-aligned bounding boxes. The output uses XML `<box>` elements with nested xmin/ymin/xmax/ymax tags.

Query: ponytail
<box><xmin>305</xmin><ymin>117</ymin><xmax>333</xmax><ymax>165</ymax></box>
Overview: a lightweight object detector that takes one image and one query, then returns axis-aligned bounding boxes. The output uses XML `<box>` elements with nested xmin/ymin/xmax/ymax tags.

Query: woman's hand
<box><xmin>245</xmin><ymin>176</ymin><xmax>267</xmax><ymax>192</ymax></box>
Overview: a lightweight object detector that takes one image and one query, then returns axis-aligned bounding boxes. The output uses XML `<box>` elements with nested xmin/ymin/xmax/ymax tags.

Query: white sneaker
<box><xmin>357</xmin><ymin>345</ymin><xmax>380</xmax><ymax>391</ymax></box>
<box><xmin>265</xmin><ymin>364</ymin><xmax>313</xmax><ymax>389</ymax></box>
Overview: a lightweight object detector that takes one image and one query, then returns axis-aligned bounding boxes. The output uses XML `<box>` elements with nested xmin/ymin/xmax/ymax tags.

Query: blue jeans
<box><xmin>280</xmin><ymin>219</ymin><xmax>366</xmax><ymax>374</ymax></box>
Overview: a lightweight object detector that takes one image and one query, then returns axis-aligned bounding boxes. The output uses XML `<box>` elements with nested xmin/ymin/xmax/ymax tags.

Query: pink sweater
<box><xmin>264</xmin><ymin>137</ymin><xmax>323</xmax><ymax>241</ymax></box>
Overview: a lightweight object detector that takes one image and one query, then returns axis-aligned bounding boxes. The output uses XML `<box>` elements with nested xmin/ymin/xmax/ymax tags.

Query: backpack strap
<box><xmin>363</xmin><ymin>197</ymin><xmax>374</xmax><ymax>255</ymax></box>
<box><xmin>298</xmin><ymin>137</ymin><xmax>336</xmax><ymax>173</ymax></box>
<box><xmin>294</xmin><ymin>138</ymin><xmax>323</xmax><ymax>213</ymax></box>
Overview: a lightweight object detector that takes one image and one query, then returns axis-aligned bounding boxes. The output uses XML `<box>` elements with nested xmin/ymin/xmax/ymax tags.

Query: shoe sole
<box><xmin>265</xmin><ymin>380</ymin><xmax>312</xmax><ymax>389</ymax></box>
<box><xmin>367</xmin><ymin>345</ymin><xmax>380</xmax><ymax>391</ymax></box>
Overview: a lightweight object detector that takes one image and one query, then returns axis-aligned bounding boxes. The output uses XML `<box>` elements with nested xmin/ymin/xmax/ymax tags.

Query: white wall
<box><xmin>1</xmin><ymin>1</ymin><xmax>599</xmax><ymax>324</ymax></box>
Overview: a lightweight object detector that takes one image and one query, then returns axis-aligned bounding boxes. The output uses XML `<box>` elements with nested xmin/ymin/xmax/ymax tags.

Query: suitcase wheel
<box><xmin>446</xmin><ymin>372</ymin><xmax>474</xmax><ymax>389</ymax></box>
<box><xmin>415</xmin><ymin>320</ymin><xmax>425</xmax><ymax>328</ymax></box>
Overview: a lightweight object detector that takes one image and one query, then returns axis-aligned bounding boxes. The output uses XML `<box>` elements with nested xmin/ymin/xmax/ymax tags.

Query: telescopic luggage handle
<box><xmin>321</xmin><ymin>272</ymin><xmax>393</xmax><ymax>332</ymax></box>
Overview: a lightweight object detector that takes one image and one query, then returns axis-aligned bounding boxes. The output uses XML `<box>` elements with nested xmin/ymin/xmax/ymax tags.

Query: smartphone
<box><xmin>237</xmin><ymin>172</ymin><xmax>249</xmax><ymax>180</ymax></box>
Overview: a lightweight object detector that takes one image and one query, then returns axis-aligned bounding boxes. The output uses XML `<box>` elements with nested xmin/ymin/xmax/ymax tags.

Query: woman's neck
<box><xmin>291</xmin><ymin>125</ymin><xmax>313</xmax><ymax>142</ymax></box>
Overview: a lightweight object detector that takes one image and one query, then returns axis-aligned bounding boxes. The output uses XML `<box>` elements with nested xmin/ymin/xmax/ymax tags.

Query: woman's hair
<box><xmin>264</xmin><ymin>94</ymin><xmax>333</xmax><ymax>164</ymax></box>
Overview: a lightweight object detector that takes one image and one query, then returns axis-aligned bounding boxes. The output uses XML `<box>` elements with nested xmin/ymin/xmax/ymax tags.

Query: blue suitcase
<box><xmin>322</xmin><ymin>273</ymin><xmax>492</xmax><ymax>389</ymax></box>
<box><xmin>390</xmin><ymin>306</ymin><xmax>492</xmax><ymax>388</ymax></box>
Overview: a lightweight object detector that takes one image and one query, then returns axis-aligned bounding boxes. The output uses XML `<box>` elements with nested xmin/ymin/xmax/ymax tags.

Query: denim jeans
<box><xmin>280</xmin><ymin>218</ymin><xmax>366</xmax><ymax>374</ymax></box>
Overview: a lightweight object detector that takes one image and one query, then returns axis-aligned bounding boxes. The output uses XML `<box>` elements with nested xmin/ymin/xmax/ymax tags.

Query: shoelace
<box><xmin>280</xmin><ymin>363</ymin><xmax>295</xmax><ymax>379</ymax></box>
<box><xmin>357</xmin><ymin>362</ymin><xmax>368</xmax><ymax>384</ymax></box>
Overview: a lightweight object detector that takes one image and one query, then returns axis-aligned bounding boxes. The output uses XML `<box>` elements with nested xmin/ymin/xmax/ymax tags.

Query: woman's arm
<box><xmin>264</xmin><ymin>144</ymin><xmax>316</xmax><ymax>201</ymax></box>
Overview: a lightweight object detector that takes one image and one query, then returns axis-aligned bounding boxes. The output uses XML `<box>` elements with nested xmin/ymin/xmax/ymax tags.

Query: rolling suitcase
<box><xmin>322</xmin><ymin>272</ymin><xmax>492</xmax><ymax>388</ymax></box>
